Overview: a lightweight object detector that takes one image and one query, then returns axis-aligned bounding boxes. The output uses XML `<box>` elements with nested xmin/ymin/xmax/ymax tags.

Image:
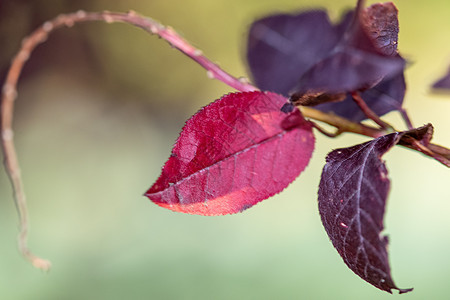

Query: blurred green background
<box><xmin>1</xmin><ymin>0</ymin><xmax>449</xmax><ymax>299</ymax></box>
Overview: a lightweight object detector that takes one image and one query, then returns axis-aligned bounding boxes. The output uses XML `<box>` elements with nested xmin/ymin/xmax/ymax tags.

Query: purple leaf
<box><xmin>318</xmin><ymin>133</ymin><xmax>412</xmax><ymax>294</ymax></box>
<box><xmin>247</xmin><ymin>10</ymin><xmax>345</xmax><ymax>96</ymax></box>
<box><xmin>315</xmin><ymin>73</ymin><xmax>405</xmax><ymax>122</ymax></box>
<box><xmin>291</xmin><ymin>47</ymin><xmax>403</xmax><ymax>96</ymax></box>
<box><xmin>432</xmin><ymin>66</ymin><xmax>450</xmax><ymax>90</ymax></box>
<box><xmin>246</xmin><ymin>1</ymin><xmax>405</xmax><ymax>121</ymax></box>
<box><xmin>292</xmin><ymin>1</ymin><xmax>404</xmax><ymax>95</ymax></box>
<box><xmin>360</xmin><ymin>2</ymin><xmax>399</xmax><ymax>56</ymax></box>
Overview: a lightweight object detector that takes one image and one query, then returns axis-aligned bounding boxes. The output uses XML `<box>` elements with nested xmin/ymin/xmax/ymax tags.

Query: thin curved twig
<box><xmin>1</xmin><ymin>10</ymin><xmax>260</xmax><ymax>271</ymax></box>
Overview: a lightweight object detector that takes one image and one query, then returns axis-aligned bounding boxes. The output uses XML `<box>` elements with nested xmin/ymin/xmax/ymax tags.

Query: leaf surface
<box><xmin>146</xmin><ymin>91</ymin><xmax>315</xmax><ymax>215</ymax></box>
<box><xmin>432</xmin><ymin>66</ymin><xmax>450</xmax><ymax>90</ymax></box>
<box><xmin>318</xmin><ymin>133</ymin><xmax>412</xmax><ymax>294</ymax></box>
<box><xmin>247</xmin><ymin>10</ymin><xmax>347</xmax><ymax>97</ymax></box>
<box><xmin>246</xmin><ymin>1</ymin><xmax>405</xmax><ymax>121</ymax></box>
<box><xmin>360</xmin><ymin>2</ymin><xmax>399</xmax><ymax>56</ymax></box>
<box><xmin>315</xmin><ymin>73</ymin><xmax>405</xmax><ymax>122</ymax></box>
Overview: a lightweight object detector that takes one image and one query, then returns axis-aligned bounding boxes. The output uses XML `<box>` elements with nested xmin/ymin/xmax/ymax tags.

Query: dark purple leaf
<box><xmin>146</xmin><ymin>91</ymin><xmax>315</xmax><ymax>215</ymax></box>
<box><xmin>293</xmin><ymin>1</ymin><xmax>403</xmax><ymax>95</ymax></box>
<box><xmin>314</xmin><ymin>73</ymin><xmax>405</xmax><ymax>122</ymax></box>
<box><xmin>246</xmin><ymin>1</ymin><xmax>405</xmax><ymax>120</ymax></box>
<box><xmin>247</xmin><ymin>10</ymin><xmax>346</xmax><ymax>95</ymax></box>
<box><xmin>361</xmin><ymin>2</ymin><xmax>399</xmax><ymax>56</ymax></box>
<box><xmin>292</xmin><ymin>50</ymin><xmax>403</xmax><ymax>95</ymax></box>
<box><xmin>318</xmin><ymin>133</ymin><xmax>412</xmax><ymax>294</ymax></box>
<box><xmin>432</xmin><ymin>66</ymin><xmax>450</xmax><ymax>90</ymax></box>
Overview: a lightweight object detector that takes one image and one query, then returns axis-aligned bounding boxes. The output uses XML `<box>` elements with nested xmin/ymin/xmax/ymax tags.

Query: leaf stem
<box><xmin>351</xmin><ymin>91</ymin><xmax>394</xmax><ymax>130</ymax></box>
<box><xmin>300</xmin><ymin>107</ymin><xmax>385</xmax><ymax>138</ymax></box>
<box><xmin>398</xmin><ymin>108</ymin><xmax>414</xmax><ymax>130</ymax></box>
<box><xmin>309</xmin><ymin>122</ymin><xmax>342</xmax><ymax>138</ymax></box>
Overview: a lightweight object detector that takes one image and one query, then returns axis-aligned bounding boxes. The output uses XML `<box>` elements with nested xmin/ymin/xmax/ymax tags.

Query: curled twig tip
<box><xmin>32</xmin><ymin>258</ymin><xmax>52</xmax><ymax>271</ymax></box>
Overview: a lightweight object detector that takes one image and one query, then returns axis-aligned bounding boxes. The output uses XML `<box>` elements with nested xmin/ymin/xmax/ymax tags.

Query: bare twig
<box><xmin>309</xmin><ymin>122</ymin><xmax>342</xmax><ymax>138</ymax></box>
<box><xmin>1</xmin><ymin>10</ymin><xmax>449</xmax><ymax>270</ymax></box>
<box><xmin>398</xmin><ymin>108</ymin><xmax>414</xmax><ymax>130</ymax></box>
<box><xmin>428</xmin><ymin>143</ymin><xmax>450</xmax><ymax>159</ymax></box>
<box><xmin>405</xmin><ymin>141</ymin><xmax>450</xmax><ymax>168</ymax></box>
<box><xmin>300</xmin><ymin>107</ymin><xmax>385</xmax><ymax>138</ymax></box>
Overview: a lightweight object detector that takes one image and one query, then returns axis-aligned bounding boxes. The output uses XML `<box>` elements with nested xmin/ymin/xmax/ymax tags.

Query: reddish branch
<box><xmin>1</xmin><ymin>10</ymin><xmax>257</xmax><ymax>271</ymax></box>
<box><xmin>1</xmin><ymin>10</ymin><xmax>448</xmax><ymax>270</ymax></box>
<box><xmin>300</xmin><ymin>106</ymin><xmax>384</xmax><ymax>138</ymax></box>
<box><xmin>351</xmin><ymin>91</ymin><xmax>395</xmax><ymax>130</ymax></box>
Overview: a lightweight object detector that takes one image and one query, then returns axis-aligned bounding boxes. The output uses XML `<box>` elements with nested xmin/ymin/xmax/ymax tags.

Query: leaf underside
<box><xmin>246</xmin><ymin>1</ymin><xmax>405</xmax><ymax>122</ymax></box>
<box><xmin>318</xmin><ymin>133</ymin><xmax>412</xmax><ymax>294</ymax></box>
<box><xmin>146</xmin><ymin>91</ymin><xmax>315</xmax><ymax>215</ymax></box>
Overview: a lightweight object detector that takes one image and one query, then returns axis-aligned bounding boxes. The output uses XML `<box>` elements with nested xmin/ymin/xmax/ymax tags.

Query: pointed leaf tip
<box><xmin>146</xmin><ymin>91</ymin><xmax>315</xmax><ymax>215</ymax></box>
<box><xmin>432</xmin><ymin>66</ymin><xmax>450</xmax><ymax>90</ymax></box>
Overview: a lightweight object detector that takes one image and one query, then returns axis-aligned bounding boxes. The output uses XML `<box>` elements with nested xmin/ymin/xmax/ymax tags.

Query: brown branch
<box><xmin>428</xmin><ymin>143</ymin><xmax>450</xmax><ymax>159</ymax></box>
<box><xmin>300</xmin><ymin>107</ymin><xmax>385</xmax><ymax>138</ymax></box>
<box><xmin>1</xmin><ymin>10</ymin><xmax>448</xmax><ymax>270</ymax></box>
<box><xmin>405</xmin><ymin>141</ymin><xmax>450</xmax><ymax>168</ymax></box>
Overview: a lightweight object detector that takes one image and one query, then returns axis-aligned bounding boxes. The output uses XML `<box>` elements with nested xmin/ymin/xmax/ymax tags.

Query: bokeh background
<box><xmin>1</xmin><ymin>0</ymin><xmax>449</xmax><ymax>299</ymax></box>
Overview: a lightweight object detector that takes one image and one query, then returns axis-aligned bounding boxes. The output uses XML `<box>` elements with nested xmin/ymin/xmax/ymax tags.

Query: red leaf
<box><xmin>318</xmin><ymin>133</ymin><xmax>412</xmax><ymax>294</ymax></box>
<box><xmin>146</xmin><ymin>91</ymin><xmax>315</xmax><ymax>215</ymax></box>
